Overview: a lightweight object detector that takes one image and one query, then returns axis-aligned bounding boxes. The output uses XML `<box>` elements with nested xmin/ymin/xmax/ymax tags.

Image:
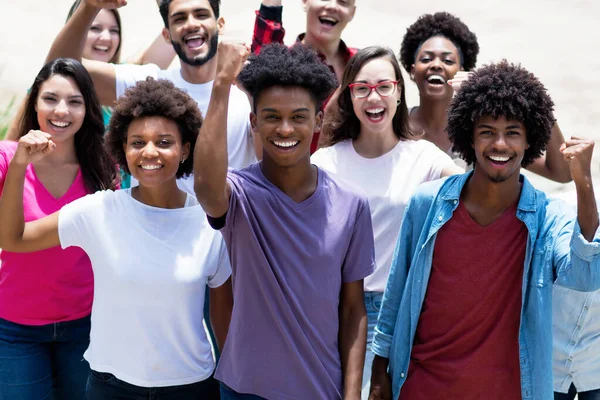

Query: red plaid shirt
<box><xmin>252</xmin><ymin>5</ymin><xmax>358</xmax><ymax>153</ymax></box>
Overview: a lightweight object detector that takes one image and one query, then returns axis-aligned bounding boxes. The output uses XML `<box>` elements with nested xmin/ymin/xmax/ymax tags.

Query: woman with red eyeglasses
<box><xmin>311</xmin><ymin>46</ymin><xmax>463</xmax><ymax>400</ymax></box>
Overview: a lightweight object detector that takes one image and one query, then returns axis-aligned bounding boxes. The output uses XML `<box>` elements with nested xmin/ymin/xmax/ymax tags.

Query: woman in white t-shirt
<box><xmin>311</xmin><ymin>46</ymin><xmax>462</xmax><ymax>400</ymax></box>
<box><xmin>0</xmin><ymin>78</ymin><xmax>232</xmax><ymax>399</ymax></box>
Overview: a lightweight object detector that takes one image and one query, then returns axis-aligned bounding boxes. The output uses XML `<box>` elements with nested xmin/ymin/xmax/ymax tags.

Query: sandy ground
<box><xmin>1</xmin><ymin>0</ymin><xmax>599</xmax><ymax>196</ymax></box>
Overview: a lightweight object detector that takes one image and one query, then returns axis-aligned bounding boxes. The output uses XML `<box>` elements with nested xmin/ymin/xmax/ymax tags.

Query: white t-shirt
<box><xmin>114</xmin><ymin>64</ymin><xmax>257</xmax><ymax>193</ymax></box>
<box><xmin>58</xmin><ymin>189</ymin><xmax>231</xmax><ymax>387</ymax></box>
<box><xmin>311</xmin><ymin>139</ymin><xmax>455</xmax><ymax>293</ymax></box>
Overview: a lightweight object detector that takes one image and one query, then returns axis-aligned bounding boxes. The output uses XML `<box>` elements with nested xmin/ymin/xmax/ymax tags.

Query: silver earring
<box><xmin>397</xmin><ymin>99</ymin><xmax>401</xmax><ymax>107</ymax></box>
<box><xmin>181</xmin><ymin>159</ymin><xmax>186</xmax><ymax>164</ymax></box>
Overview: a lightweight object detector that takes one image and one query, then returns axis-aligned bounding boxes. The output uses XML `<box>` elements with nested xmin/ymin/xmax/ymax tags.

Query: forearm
<box><xmin>339</xmin><ymin>303</ymin><xmax>367</xmax><ymax>399</ymax></box>
<box><xmin>526</xmin><ymin>123</ymin><xmax>572</xmax><ymax>183</ymax></box>
<box><xmin>0</xmin><ymin>161</ymin><xmax>27</xmax><ymax>250</ymax></box>
<box><xmin>46</xmin><ymin>1</ymin><xmax>100</xmax><ymax>63</ymax></box>
<box><xmin>135</xmin><ymin>34</ymin><xmax>176</xmax><ymax>68</ymax></box>
<box><xmin>193</xmin><ymin>79</ymin><xmax>232</xmax><ymax>216</ymax></box>
<box><xmin>575</xmin><ymin>177</ymin><xmax>599</xmax><ymax>241</ymax></box>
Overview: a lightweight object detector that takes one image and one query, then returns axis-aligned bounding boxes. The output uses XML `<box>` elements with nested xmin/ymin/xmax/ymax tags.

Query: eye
<box><xmin>158</xmin><ymin>139</ymin><xmax>172</xmax><ymax>146</ymax></box>
<box><xmin>293</xmin><ymin>115</ymin><xmax>307</xmax><ymax>121</ymax></box>
<box><xmin>42</xmin><ymin>96</ymin><xmax>57</xmax><ymax>102</ymax></box>
<box><xmin>507</xmin><ymin>131</ymin><xmax>521</xmax><ymax>136</ymax></box>
<box><xmin>110</xmin><ymin>29</ymin><xmax>120</xmax><ymax>35</ymax></box>
<box><xmin>480</xmin><ymin>130</ymin><xmax>493</xmax><ymax>136</ymax></box>
<box><xmin>353</xmin><ymin>85</ymin><xmax>369</xmax><ymax>95</ymax></box>
<box><xmin>444</xmin><ymin>59</ymin><xmax>456</xmax><ymax>65</ymax></box>
<box><xmin>131</xmin><ymin>140</ymin><xmax>144</xmax><ymax>146</ymax></box>
<box><xmin>89</xmin><ymin>26</ymin><xmax>101</xmax><ymax>32</ymax></box>
<box><xmin>69</xmin><ymin>100</ymin><xmax>83</xmax><ymax>105</ymax></box>
<box><xmin>264</xmin><ymin>115</ymin><xmax>279</xmax><ymax>121</ymax></box>
<box><xmin>419</xmin><ymin>56</ymin><xmax>431</xmax><ymax>63</ymax></box>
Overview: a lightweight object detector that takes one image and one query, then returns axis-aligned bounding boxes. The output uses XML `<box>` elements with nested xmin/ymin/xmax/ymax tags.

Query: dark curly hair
<box><xmin>326</xmin><ymin>46</ymin><xmax>410</xmax><ymax>146</ymax></box>
<box><xmin>447</xmin><ymin>60</ymin><xmax>555</xmax><ymax>166</ymax></box>
<box><xmin>159</xmin><ymin>0</ymin><xmax>220</xmax><ymax>27</ymax></box>
<box><xmin>400</xmin><ymin>12</ymin><xmax>479</xmax><ymax>73</ymax></box>
<box><xmin>105</xmin><ymin>78</ymin><xmax>202</xmax><ymax>178</ymax></box>
<box><xmin>19</xmin><ymin>58</ymin><xmax>118</xmax><ymax>192</ymax></box>
<box><xmin>237</xmin><ymin>43</ymin><xmax>337</xmax><ymax>112</ymax></box>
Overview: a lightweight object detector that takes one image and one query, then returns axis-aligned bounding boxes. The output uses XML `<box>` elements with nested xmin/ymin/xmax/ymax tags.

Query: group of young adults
<box><xmin>0</xmin><ymin>0</ymin><xmax>598</xmax><ymax>400</ymax></box>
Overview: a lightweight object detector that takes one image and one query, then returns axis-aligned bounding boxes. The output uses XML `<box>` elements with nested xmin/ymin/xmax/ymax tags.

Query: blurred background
<box><xmin>1</xmin><ymin>0</ymin><xmax>599</xmax><ymax>195</ymax></box>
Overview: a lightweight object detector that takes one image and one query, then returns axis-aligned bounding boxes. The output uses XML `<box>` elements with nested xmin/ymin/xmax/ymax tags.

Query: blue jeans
<box><xmin>87</xmin><ymin>370</ymin><xmax>218</xmax><ymax>399</ymax></box>
<box><xmin>362</xmin><ymin>291</ymin><xmax>383</xmax><ymax>400</ymax></box>
<box><xmin>0</xmin><ymin>315</ymin><xmax>91</xmax><ymax>400</ymax></box>
<box><xmin>220</xmin><ymin>383</ymin><xmax>266</xmax><ymax>399</ymax></box>
<box><xmin>555</xmin><ymin>383</ymin><xmax>600</xmax><ymax>400</ymax></box>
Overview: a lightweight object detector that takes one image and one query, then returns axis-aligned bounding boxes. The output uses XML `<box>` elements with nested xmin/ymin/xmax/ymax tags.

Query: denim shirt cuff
<box><xmin>371</xmin><ymin>333</ymin><xmax>392</xmax><ymax>359</ymax></box>
<box><xmin>571</xmin><ymin>222</ymin><xmax>600</xmax><ymax>261</ymax></box>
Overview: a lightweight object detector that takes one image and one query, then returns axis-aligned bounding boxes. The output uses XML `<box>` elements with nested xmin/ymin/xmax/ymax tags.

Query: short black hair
<box><xmin>159</xmin><ymin>0</ymin><xmax>220</xmax><ymax>27</ymax></box>
<box><xmin>448</xmin><ymin>60</ymin><xmax>555</xmax><ymax>166</ymax></box>
<box><xmin>237</xmin><ymin>43</ymin><xmax>337</xmax><ymax>112</ymax></box>
<box><xmin>106</xmin><ymin>78</ymin><xmax>202</xmax><ymax>178</ymax></box>
<box><xmin>400</xmin><ymin>12</ymin><xmax>479</xmax><ymax>72</ymax></box>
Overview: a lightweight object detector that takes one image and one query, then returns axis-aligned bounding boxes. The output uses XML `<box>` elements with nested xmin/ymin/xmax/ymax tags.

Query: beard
<box><xmin>172</xmin><ymin>33</ymin><xmax>218</xmax><ymax>67</ymax></box>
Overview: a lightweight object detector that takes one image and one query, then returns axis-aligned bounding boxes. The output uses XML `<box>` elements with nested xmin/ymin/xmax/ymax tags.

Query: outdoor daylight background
<box><xmin>1</xmin><ymin>0</ymin><xmax>599</xmax><ymax>196</ymax></box>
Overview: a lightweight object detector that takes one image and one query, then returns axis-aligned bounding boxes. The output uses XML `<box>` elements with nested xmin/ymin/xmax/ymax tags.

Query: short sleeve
<box><xmin>342</xmin><ymin>200</ymin><xmax>376</xmax><ymax>283</ymax></box>
<box><xmin>58</xmin><ymin>191</ymin><xmax>106</xmax><ymax>251</ymax></box>
<box><xmin>207</xmin><ymin>243</ymin><xmax>232</xmax><ymax>288</ymax></box>
<box><xmin>0</xmin><ymin>141</ymin><xmax>17</xmax><ymax>187</ymax></box>
<box><xmin>206</xmin><ymin>171</ymin><xmax>242</xmax><ymax>231</ymax></box>
<box><xmin>426</xmin><ymin>146</ymin><xmax>458</xmax><ymax>180</ymax></box>
<box><xmin>114</xmin><ymin>63</ymin><xmax>161</xmax><ymax>98</ymax></box>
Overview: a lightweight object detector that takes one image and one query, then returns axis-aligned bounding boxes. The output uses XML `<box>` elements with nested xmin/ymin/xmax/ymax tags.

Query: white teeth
<box><xmin>50</xmin><ymin>120</ymin><xmax>70</xmax><ymax>128</ymax></box>
<box><xmin>489</xmin><ymin>156</ymin><xmax>510</xmax><ymax>162</ymax></box>
<box><xmin>273</xmin><ymin>140</ymin><xmax>298</xmax><ymax>148</ymax></box>
<box><xmin>427</xmin><ymin>74</ymin><xmax>446</xmax><ymax>83</ymax></box>
<box><xmin>140</xmin><ymin>165</ymin><xmax>162</xmax><ymax>170</ymax></box>
<box><xmin>185</xmin><ymin>34</ymin><xmax>203</xmax><ymax>41</ymax></box>
<box><xmin>94</xmin><ymin>46</ymin><xmax>109</xmax><ymax>52</ymax></box>
<box><xmin>366</xmin><ymin>108</ymin><xmax>384</xmax><ymax>114</ymax></box>
<box><xmin>320</xmin><ymin>16</ymin><xmax>338</xmax><ymax>23</ymax></box>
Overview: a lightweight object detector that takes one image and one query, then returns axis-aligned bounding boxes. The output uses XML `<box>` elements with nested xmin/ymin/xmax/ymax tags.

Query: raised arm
<box><xmin>252</xmin><ymin>0</ymin><xmax>285</xmax><ymax>54</ymax></box>
<box><xmin>525</xmin><ymin>123</ymin><xmax>572</xmax><ymax>183</ymax></box>
<box><xmin>0</xmin><ymin>131</ymin><xmax>61</xmax><ymax>252</ymax></box>
<box><xmin>46</xmin><ymin>0</ymin><xmax>127</xmax><ymax>106</ymax></box>
<box><xmin>193</xmin><ymin>42</ymin><xmax>250</xmax><ymax>218</ymax></box>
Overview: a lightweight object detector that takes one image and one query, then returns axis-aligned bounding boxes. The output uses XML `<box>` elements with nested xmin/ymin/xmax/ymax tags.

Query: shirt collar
<box><xmin>295</xmin><ymin>33</ymin><xmax>357</xmax><ymax>65</ymax></box>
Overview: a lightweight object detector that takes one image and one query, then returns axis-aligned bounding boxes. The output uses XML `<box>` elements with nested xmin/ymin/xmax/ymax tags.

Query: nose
<box><xmin>276</xmin><ymin>119</ymin><xmax>294</xmax><ymax>136</ymax></box>
<box><xmin>367</xmin><ymin>88</ymin><xmax>382</xmax><ymax>101</ymax></box>
<box><xmin>141</xmin><ymin>142</ymin><xmax>160</xmax><ymax>158</ymax></box>
<box><xmin>184</xmin><ymin>14</ymin><xmax>202</xmax><ymax>31</ymax></box>
<box><xmin>98</xmin><ymin>28</ymin><xmax>111</xmax><ymax>42</ymax></box>
<box><xmin>430</xmin><ymin>57</ymin><xmax>443</xmax><ymax>70</ymax></box>
<box><xmin>493</xmin><ymin>133</ymin><xmax>509</xmax><ymax>149</ymax></box>
<box><xmin>54</xmin><ymin>99</ymin><xmax>69</xmax><ymax>115</ymax></box>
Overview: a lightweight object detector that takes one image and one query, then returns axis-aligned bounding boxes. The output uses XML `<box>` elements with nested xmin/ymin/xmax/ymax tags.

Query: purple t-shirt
<box><xmin>212</xmin><ymin>163</ymin><xmax>375</xmax><ymax>400</ymax></box>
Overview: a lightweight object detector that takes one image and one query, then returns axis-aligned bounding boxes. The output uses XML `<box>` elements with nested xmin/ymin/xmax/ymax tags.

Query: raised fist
<box><xmin>13</xmin><ymin>130</ymin><xmax>56</xmax><ymax>166</ymax></box>
<box><xmin>216</xmin><ymin>42</ymin><xmax>251</xmax><ymax>85</ymax></box>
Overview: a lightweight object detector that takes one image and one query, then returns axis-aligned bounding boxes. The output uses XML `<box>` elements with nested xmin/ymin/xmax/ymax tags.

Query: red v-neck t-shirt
<box><xmin>400</xmin><ymin>201</ymin><xmax>526</xmax><ymax>400</ymax></box>
<box><xmin>0</xmin><ymin>140</ymin><xmax>93</xmax><ymax>325</ymax></box>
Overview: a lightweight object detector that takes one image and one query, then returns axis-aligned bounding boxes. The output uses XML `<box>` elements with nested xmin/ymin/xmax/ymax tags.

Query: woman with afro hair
<box><xmin>401</xmin><ymin>11</ymin><xmax>572</xmax><ymax>183</ymax></box>
<box><xmin>0</xmin><ymin>78</ymin><xmax>232</xmax><ymax>399</ymax></box>
<box><xmin>369</xmin><ymin>60</ymin><xmax>600</xmax><ymax>400</ymax></box>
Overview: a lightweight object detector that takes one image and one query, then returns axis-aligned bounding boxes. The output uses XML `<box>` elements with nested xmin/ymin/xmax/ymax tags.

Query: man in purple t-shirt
<box><xmin>193</xmin><ymin>42</ymin><xmax>375</xmax><ymax>400</ymax></box>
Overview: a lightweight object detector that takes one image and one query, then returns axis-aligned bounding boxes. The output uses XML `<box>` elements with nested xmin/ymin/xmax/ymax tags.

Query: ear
<box><xmin>314</xmin><ymin>110</ymin><xmax>323</xmax><ymax>133</ymax></box>
<box><xmin>181</xmin><ymin>141</ymin><xmax>191</xmax><ymax>161</ymax></box>
<box><xmin>410</xmin><ymin>65</ymin><xmax>416</xmax><ymax>81</ymax></box>
<box><xmin>217</xmin><ymin>17</ymin><xmax>225</xmax><ymax>35</ymax></box>
<box><xmin>250</xmin><ymin>112</ymin><xmax>258</xmax><ymax>133</ymax></box>
<box><xmin>162</xmin><ymin>27</ymin><xmax>171</xmax><ymax>43</ymax></box>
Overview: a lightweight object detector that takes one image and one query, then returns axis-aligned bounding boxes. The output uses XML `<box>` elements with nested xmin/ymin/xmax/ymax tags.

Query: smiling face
<box><xmin>350</xmin><ymin>57</ymin><xmax>401</xmax><ymax>136</ymax></box>
<box><xmin>82</xmin><ymin>9</ymin><xmax>120</xmax><ymax>63</ymax></box>
<box><xmin>303</xmin><ymin>0</ymin><xmax>355</xmax><ymax>43</ymax></box>
<box><xmin>35</xmin><ymin>74</ymin><xmax>85</xmax><ymax>144</ymax></box>
<box><xmin>251</xmin><ymin>86</ymin><xmax>321</xmax><ymax>168</ymax></box>
<box><xmin>163</xmin><ymin>0</ymin><xmax>223</xmax><ymax>67</ymax></box>
<box><xmin>472</xmin><ymin>115</ymin><xmax>528</xmax><ymax>183</ymax></box>
<box><xmin>124</xmin><ymin>116</ymin><xmax>190</xmax><ymax>188</ymax></box>
<box><xmin>411</xmin><ymin>36</ymin><xmax>461</xmax><ymax>100</ymax></box>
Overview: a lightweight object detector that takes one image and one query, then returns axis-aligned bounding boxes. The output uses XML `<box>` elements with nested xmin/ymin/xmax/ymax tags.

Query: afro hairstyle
<box><xmin>105</xmin><ymin>78</ymin><xmax>202</xmax><ymax>178</ymax></box>
<box><xmin>400</xmin><ymin>12</ymin><xmax>479</xmax><ymax>73</ymax></box>
<box><xmin>447</xmin><ymin>60</ymin><xmax>555</xmax><ymax>167</ymax></box>
<box><xmin>237</xmin><ymin>43</ymin><xmax>338</xmax><ymax>112</ymax></box>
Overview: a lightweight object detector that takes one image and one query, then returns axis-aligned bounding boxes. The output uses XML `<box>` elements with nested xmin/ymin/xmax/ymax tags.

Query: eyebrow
<box><xmin>170</xmin><ymin>7</ymin><xmax>210</xmax><ymax>18</ymax></box>
<box><xmin>261</xmin><ymin>107</ymin><xmax>311</xmax><ymax>113</ymax></box>
<box><xmin>42</xmin><ymin>91</ymin><xmax>83</xmax><ymax>100</ymax></box>
<box><xmin>420</xmin><ymin>50</ymin><xmax>456</xmax><ymax>57</ymax></box>
<box><xmin>477</xmin><ymin>124</ymin><xmax>524</xmax><ymax>130</ymax></box>
<box><xmin>354</xmin><ymin>79</ymin><xmax>396</xmax><ymax>84</ymax></box>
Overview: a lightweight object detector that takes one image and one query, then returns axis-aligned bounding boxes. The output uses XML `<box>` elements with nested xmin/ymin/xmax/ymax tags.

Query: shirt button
<box><xmin>584</xmin><ymin>306</ymin><xmax>589</xmax><ymax>311</ymax></box>
<box><xmin>401</xmin><ymin>372</ymin><xmax>405</xmax><ymax>378</ymax></box>
<box><xmin>438</xmin><ymin>215</ymin><xmax>443</xmax><ymax>221</ymax></box>
<box><xmin>453</xmin><ymin>200</ymin><xmax>458</xmax><ymax>205</ymax></box>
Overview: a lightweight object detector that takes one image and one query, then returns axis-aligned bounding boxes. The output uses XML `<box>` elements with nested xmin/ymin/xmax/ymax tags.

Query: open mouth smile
<box><xmin>426</xmin><ymin>74</ymin><xmax>446</xmax><ymax>86</ymax></box>
<box><xmin>183</xmin><ymin>32</ymin><xmax>206</xmax><ymax>50</ymax></box>
<box><xmin>365</xmin><ymin>107</ymin><xmax>386</xmax><ymax>122</ymax></box>
<box><xmin>271</xmin><ymin>140</ymin><xmax>300</xmax><ymax>150</ymax></box>
<box><xmin>49</xmin><ymin>120</ymin><xmax>71</xmax><ymax>129</ymax></box>
<box><xmin>319</xmin><ymin>16</ymin><xmax>338</xmax><ymax>27</ymax></box>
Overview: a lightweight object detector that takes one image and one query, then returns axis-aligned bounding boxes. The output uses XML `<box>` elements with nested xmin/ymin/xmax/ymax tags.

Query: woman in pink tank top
<box><xmin>0</xmin><ymin>57</ymin><xmax>118</xmax><ymax>399</ymax></box>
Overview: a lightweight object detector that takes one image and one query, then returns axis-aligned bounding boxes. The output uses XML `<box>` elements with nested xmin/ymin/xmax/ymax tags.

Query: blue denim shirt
<box><xmin>372</xmin><ymin>172</ymin><xmax>600</xmax><ymax>400</ymax></box>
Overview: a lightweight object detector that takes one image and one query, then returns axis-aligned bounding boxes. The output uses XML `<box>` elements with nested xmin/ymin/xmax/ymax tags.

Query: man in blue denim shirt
<box><xmin>369</xmin><ymin>61</ymin><xmax>600</xmax><ymax>400</ymax></box>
